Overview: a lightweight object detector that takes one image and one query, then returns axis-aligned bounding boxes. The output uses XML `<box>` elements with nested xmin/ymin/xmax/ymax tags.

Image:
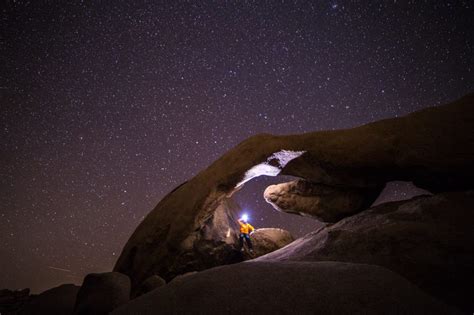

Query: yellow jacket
<box><xmin>238</xmin><ymin>220</ymin><xmax>255</xmax><ymax>234</ymax></box>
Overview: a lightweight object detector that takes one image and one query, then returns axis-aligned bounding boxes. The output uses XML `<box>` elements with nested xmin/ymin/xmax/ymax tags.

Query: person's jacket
<box><xmin>238</xmin><ymin>220</ymin><xmax>255</xmax><ymax>234</ymax></box>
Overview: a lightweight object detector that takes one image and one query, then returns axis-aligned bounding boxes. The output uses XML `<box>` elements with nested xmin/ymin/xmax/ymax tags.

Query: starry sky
<box><xmin>1</xmin><ymin>1</ymin><xmax>472</xmax><ymax>294</ymax></box>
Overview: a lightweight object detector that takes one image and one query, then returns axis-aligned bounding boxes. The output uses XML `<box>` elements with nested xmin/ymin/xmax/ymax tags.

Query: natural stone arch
<box><xmin>113</xmin><ymin>94</ymin><xmax>474</xmax><ymax>296</ymax></box>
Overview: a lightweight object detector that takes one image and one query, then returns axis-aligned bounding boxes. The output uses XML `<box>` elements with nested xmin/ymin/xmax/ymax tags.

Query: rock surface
<box><xmin>73</xmin><ymin>272</ymin><xmax>130</xmax><ymax>315</ymax></box>
<box><xmin>243</xmin><ymin>228</ymin><xmax>294</xmax><ymax>258</ymax></box>
<box><xmin>115</xmin><ymin>195</ymin><xmax>244</xmax><ymax>296</ymax></box>
<box><xmin>114</xmin><ymin>94</ymin><xmax>474</xmax><ymax>294</ymax></box>
<box><xmin>256</xmin><ymin>190</ymin><xmax>474</xmax><ymax>312</ymax></box>
<box><xmin>135</xmin><ymin>275</ymin><xmax>166</xmax><ymax>297</ymax></box>
<box><xmin>111</xmin><ymin>261</ymin><xmax>460</xmax><ymax>315</ymax></box>
<box><xmin>263</xmin><ymin>179</ymin><xmax>379</xmax><ymax>221</ymax></box>
<box><xmin>18</xmin><ymin>284</ymin><xmax>79</xmax><ymax>315</ymax></box>
<box><xmin>169</xmin><ymin>271</ymin><xmax>199</xmax><ymax>285</ymax></box>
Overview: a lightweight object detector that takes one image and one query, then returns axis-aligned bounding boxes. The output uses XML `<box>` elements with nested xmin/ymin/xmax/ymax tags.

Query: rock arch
<box><xmin>113</xmin><ymin>94</ymin><xmax>474</xmax><ymax>295</ymax></box>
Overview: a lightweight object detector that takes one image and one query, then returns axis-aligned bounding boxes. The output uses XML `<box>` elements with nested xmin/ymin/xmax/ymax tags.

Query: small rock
<box><xmin>169</xmin><ymin>271</ymin><xmax>198</xmax><ymax>285</ymax></box>
<box><xmin>243</xmin><ymin>228</ymin><xmax>294</xmax><ymax>258</ymax></box>
<box><xmin>136</xmin><ymin>275</ymin><xmax>166</xmax><ymax>297</ymax></box>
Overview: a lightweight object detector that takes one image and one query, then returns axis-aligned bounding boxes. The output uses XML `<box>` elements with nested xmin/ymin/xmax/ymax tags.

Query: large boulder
<box><xmin>111</xmin><ymin>261</ymin><xmax>460</xmax><ymax>315</ymax></box>
<box><xmin>18</xmin><ymin>284</ymin><xmax>79</xmax><ymax>315</ymax></box>
<box><xmin>73</xmin><ymin>272</ymin><xmax>130</xmax><ymax>315</ymax></box>
<box><xmin>256</xmin><ymin>191</ymin><xmax>474</xmax><ymax>312</ymax></box>
<box><xmin>243</xmin><ymin>228</ymin><xmax>294</xmax><ymax>258</ymax></box>
<box><xmin>114</xmin><ymin>94</ymin><xmax>474</xmax><ymax>294</ymax></box>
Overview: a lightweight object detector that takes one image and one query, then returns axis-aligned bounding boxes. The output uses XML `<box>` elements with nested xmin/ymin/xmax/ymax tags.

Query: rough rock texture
<box><xmin>114</xmin><ymin>94</ymin><xmax>474</xmax><ymax>294</ymax></box>
<box><xmin>256</xmin><ymin>191</ymin><xmax>474</xmax><ymax>312</ymax></box>
<box><xmin>135</xmin><ymin>275</ymin><xmax>166</xmax><ymax>297</ymax></box>
<box><xmin>18</xmin><ymin>284</ymin><xmax>79</xmax><ymax>315</ymax></box>
<box><xmin>73</xmin><ymin>272</ymin><xmax>130</xmax><ymax>315</ymax></box>
<box><xmin>264</xmin><ymin>179</ymin><xmax>379</xmax><ymax>221</ymax></box>
<box><xmin>243</xmin><ymin>228</ymin><xmax>294</xmax><ymax>258</ymax></box>
<box><xmin>0</xmin><ymin>288</ymin><xmax>31</xmax><ymax>314</ymax></box>
<box><xmin>185</xmin><ymin>197</ymin><xmax>242</xmax><ymax>272</ymax></box>
<box><xmin>111</xmin><ymin>261</ymin><xmax>460</xmax><ymax>315</ymax></box>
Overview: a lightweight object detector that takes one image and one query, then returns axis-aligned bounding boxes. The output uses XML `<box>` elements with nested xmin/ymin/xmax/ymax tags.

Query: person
<box><xmin>238</xmin><ymin>216</ymin><xmax>255</xmax><ymax>252</ymax></box>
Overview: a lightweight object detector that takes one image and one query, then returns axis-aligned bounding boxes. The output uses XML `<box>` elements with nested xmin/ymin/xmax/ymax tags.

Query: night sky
<box><xmin>1</xmin><ymin>1</ymin><xmax>472</xmax><ymax>293</ymax></box>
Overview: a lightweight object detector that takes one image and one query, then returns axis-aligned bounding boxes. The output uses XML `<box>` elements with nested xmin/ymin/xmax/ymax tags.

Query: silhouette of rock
<box><xmin>17</xmin><ymin>284</ymin><xmax>79</xmax><ymax>315</ymax></box>
<box><xmin>114</xmin><ymin>94</ymin><xmax>474</xmax><ymax>295</ymax></box>
<box><xmin>0</xmin><ymin>288</ymin><xmax>31</xmax><ymax>314</ymax></box>
<box><xmin>74</xmin><ymin>272</ymin><xmax>130</xmax><ymax>315</ymax></box>
<box><xmin>256</xmin><ymin>191</ymin><xmax>474</xmax><ymax>312</ymax></box>
<box><xmin>111</xmin><ymin>261</ymin><xmax>460</xmax><ymax>315</ymax></box>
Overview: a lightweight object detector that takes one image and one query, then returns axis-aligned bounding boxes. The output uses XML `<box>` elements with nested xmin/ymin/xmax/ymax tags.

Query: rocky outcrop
<box><xmin>114</xmin><ymin>94</ymin><xmax>474</xmax><ymax>295</ymax></box>
<box><xmin>18</xmin><ymin>284</ymin><xmax>79</xmax><ymax>315</ymax></box>
<box><xmin>242</xmin><ymin>228</ymin><xmax>294</xmax><ymax>258</ymax></box>
<box><xmin>111</xmin><ymin>261</ymin><xmax>460</xmax><ymax>315</ymax></box>
<box><xmin>73</xmin><ymin>272</ymin><xmax>130</xmax><ymax>315</ymax></box>
<box><xmin>256</xmin><ymin>191</ymin><xmax>474</xmax><ymax>312</ymax></box>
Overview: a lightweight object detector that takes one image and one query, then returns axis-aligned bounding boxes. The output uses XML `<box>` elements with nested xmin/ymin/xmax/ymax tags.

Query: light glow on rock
<box><xmin>236</xmin><ymin>150</ymin><xmax>306</xmax><ymax>188</ymax></box>
<box><xmin>267</xmin><ymin>149</ymin><xmax>306</xmax><ymax>168</ymax></box>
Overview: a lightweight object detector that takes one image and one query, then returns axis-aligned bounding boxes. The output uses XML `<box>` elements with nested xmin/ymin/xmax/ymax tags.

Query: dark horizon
<box><xmin>1</xmin><ymin>1</ymin><xmax>472</xmax><ymax>294</ymax></box>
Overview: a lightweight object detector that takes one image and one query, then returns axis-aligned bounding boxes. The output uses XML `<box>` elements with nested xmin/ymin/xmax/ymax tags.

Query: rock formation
<box><xmin>243</xmin><ymin>228</ymin><xmax>294</xmax><ymax>258</ymax></box>
<box><xmin>256</xmin><ymin>190</ymin><xmax>474</xmax><ymax>312</ymax></box>
<box><xmin>111</xmin><ymin>261</ymin><xmax>460</xmax><ymax>315</ymax></box>
<box><xmin>19</xmin><ymin>284</ymin><xmax>79</xmax><ymax>315</ymax></box>
<box><xmin>263</xmin><ymin>179</ymin><xmax>377</xmax><ymax>221</ymax></box>
<box><xmin>113</xmin><ymin>93</ymin><xmax>474</xmax><ymax>296</ymax></box>
<box><xmin>1</xmin><ymin>94</ymin><xmax>471</xmax><ymax>314</ymax></box>
<box><xmin>73</xmin><ymin>272</ymin><xmax>130</xmax><ymax>315</ymax></box>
